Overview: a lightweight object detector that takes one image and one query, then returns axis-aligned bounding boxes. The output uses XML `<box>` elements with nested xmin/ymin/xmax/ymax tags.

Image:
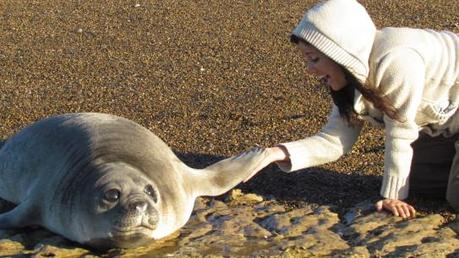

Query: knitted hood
<box><xmin>292</xmin><ymin>0</ymin><xmax>376</xmax><ymax>83</ymax></box>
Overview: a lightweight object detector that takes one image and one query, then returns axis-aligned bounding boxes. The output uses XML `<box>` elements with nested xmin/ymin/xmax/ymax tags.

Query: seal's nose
<box><xmin>130</xmin><ymin>200</ymin><xmax>148</xmax><ymax>213</ymax></box>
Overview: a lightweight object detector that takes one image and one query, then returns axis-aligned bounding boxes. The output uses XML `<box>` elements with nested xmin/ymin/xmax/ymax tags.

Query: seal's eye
<box><xmin>104</xmin><ymin>189</ymin><xmax>121</xmax><ymax>203</ymax></box>
<box><xmin>144</xmin><ymin>184</ymin><xmax>158</xmax><ymax>203</ymax></box>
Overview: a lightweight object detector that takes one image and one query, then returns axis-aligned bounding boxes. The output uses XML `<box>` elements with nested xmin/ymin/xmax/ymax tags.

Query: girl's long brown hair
<box><xmin>290</xmin><ymin>35</ymin><xmax>401</xmax><ymax>125</ymax></box>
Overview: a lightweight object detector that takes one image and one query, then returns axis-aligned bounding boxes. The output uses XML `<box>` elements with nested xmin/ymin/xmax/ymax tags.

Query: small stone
<box><xmin>0</xmin><ymin>239</ymin><xmax>25</xmax><ymax>254</ymax></box>
<box><xmin>228</xmin><ymin>189</ymin><xmax>243</xmax><ymax>200</ymax></box>
<box><xmin>243</xmin><ymin>193</ymin><xmax>264</xmax><ymax>203</ymax></box>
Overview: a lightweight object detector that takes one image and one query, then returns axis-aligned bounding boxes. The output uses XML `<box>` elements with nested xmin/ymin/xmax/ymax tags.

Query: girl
<box><xmin>248</xmin><ymin>0</ymin><xmax>459</xmax><ymax>218</ymax></box>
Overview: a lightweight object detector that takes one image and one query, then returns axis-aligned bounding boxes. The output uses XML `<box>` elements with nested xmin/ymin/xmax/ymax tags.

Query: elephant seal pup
<box><xmin>0</xmin><ymin>113</ymin><xmax>269</xmax><ymax>249</ymax></box>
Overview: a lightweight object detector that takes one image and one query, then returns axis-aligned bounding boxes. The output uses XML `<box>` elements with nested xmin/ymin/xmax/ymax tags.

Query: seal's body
<box><xmin>0</xmin><ymin>113</ymin><xmax>267</xmax><ymax>249</ymax></box>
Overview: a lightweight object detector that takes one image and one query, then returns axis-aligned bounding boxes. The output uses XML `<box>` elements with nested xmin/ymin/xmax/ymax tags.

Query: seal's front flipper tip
<box><xmin>242</xmin><ymin>169</ymin><xmax>258</xmax><ymax>183</ymax></box>
<box><xmin>234</xmin><ymin>146</ymin><xmax>271</xmax><ymax>183</ymax></box>
<box><xmin>194</xmin><ymin>146</ymin><xmax>270</xmax><ymax>197</ymax></box>
<box><xmin>233</xmin><ymin>146</ymin><xmax>264</xmax><ymax>161</ymax></box>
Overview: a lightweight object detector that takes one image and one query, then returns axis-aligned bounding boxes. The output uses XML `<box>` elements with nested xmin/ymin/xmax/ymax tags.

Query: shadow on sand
<box><xmin>175</xmin><ymin>151</ymin><xmax>382</xmax><ymax>210</ymax></box>
<box><xmin>176</xmin><ymin>151</ymin><xmax>453</xmax><ymax>214</ymax></box>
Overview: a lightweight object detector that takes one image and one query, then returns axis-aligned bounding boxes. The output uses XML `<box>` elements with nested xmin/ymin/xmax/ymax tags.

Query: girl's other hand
<box><xmin>375</xmin><ymin>199</ymin><xmax>416</xmax><ymax>218</ymax></box>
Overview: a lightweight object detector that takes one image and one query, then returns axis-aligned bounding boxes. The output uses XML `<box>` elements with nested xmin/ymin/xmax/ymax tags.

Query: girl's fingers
<box><xmin>406</xmin><ymin>205</ymin><xmax>416</xmax><ymax>218</ymax></box>
<box><xmin>404</xmin><ymin>205</ymin><xmax>413</xmax><ymax>218</ymax></box>
<box><xmin>399</xmin><ymin>206</ymin><xmax>409</xmax><ymax>218</ymax></box>
<box><xmin>392</xmin><ymin>203</ymin><xmax>416</xmax><ymax>218</ymax></box>
<box><xmin>391</xmin><ymin>205</ymin><xmax>400</xmax><ymax>217</ymax></box>
<box><xmin>376</xmin><ymin>199</ymin><xmax>417</xmax><ymax>218</ymax></box>
<box><xmin>409</xmin><ymin>206</ymin><xmax>416</xmax><ymax>217</ymax></box>
<box><xmin>375</xmin><ymin>200</ymin><xmax>384</xmax><ymax>211</ymax></box>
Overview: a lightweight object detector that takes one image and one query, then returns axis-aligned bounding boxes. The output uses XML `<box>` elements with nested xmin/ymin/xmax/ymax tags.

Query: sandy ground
<box><xmin>0</xmin><ymin>0</ymin><xmax>458</xmax><ymax>240</ymax></box>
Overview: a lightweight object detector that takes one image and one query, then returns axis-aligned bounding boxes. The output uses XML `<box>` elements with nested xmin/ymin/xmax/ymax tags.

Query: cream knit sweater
<box><xmin>280</xmin><ymin>0</ymin><xmax>459</xmax><ymax>200</ymax></box>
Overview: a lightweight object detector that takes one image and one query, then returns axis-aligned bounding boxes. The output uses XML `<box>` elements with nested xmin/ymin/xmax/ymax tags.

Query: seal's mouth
<box><xmin>111</xmin><ymin>221</ymin><xmax>157</xmax><ymax>237</ymax></box>
<box><xmin>84</xmin><ymin>223</ymin><xmax>156</xmax><ymax>250</ymax></box>
<box><xmin>111</xmin><ymin>209</ymin><xmax>159</xmax><ymax>236</ymax></box>
<box><xmin>94</xmin><ymin>224</ymin><xmax>157</xmax><ymax>249</ymax></box>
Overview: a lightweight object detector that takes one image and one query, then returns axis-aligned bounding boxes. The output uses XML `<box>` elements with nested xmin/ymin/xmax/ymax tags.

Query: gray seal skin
<box><xmin>0</xmin><ymin>113</ymin><xmax>268</xmax><ymax>249</ymax></box>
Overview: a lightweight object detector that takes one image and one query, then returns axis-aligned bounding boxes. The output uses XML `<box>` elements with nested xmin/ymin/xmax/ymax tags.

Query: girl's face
<box><xmin>297</xmin><ymin>41</ymin><xmax>347</xmax><ymax>91</ymax></box>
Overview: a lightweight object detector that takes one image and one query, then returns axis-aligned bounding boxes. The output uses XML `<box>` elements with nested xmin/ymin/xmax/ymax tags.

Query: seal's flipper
<box><xmin>191</xmin><ymin>147</ymin><xmax>270</xmax><ymax>197</ymax></box>
<box><xmin>0</xmin><ymin>200</ymin><xmax>40</xmax><ymax>228</ymax></box>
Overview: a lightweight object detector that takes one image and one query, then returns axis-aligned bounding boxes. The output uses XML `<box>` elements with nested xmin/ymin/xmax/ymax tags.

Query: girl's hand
<box><xmin>375</xmin><ymin>199</ymin><xmax>416</xmax><ymax>218</ymax></box>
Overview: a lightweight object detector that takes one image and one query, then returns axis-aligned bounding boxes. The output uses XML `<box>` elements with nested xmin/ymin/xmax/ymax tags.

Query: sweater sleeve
<box><xmin>276</xmin><ymin>105</ymin><xmax>362</xmax><ymax>172</ymax></box>
<box><xmin>374</xmin><ymin>49</ymin><xmax>425</xmax><ymax>200</ymax></box>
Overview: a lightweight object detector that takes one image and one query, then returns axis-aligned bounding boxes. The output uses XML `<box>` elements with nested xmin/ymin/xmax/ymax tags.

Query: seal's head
<box><xmin>60</xmin><ymin>162</ymin><xmax>161</xmax><ymax>249</ymax></box>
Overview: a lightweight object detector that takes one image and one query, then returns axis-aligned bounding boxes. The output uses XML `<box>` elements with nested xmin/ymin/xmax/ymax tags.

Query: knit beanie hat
<box><xmin>292</xmin><ymin>0</ymin><xmax>376</xmax><ymax>83</ymax></box>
